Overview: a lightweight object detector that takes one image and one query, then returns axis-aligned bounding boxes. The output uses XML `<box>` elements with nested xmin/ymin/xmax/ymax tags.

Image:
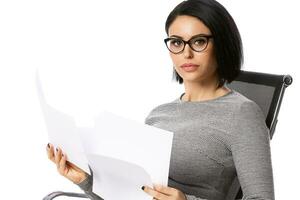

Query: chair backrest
<box><xmin>225</xmin><ymin>70</ymin><xmax>293</xmax><ymax>200</ymax></box>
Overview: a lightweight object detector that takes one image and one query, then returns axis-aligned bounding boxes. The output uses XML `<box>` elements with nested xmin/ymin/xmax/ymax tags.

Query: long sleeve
<box><xmin>75</xmin><ymin>168</ymin><xmax>104</xmax><ymax>200</ymax></box>
<box><xmin>230</xmin><ymin>101</ymin><xmax>275</xmax><ymax>200</ymax></box>
<box><xmin>185</xmin><ymin>194</ymin><xmax>208</xmax><ymax>200</ymax></box>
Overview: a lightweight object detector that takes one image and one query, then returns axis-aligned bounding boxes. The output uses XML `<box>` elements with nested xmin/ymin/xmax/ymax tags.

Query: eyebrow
<box><xmin>169</xmin><ymin>33</ymin><xmax>211</xmax><ymax>40</ymax></box>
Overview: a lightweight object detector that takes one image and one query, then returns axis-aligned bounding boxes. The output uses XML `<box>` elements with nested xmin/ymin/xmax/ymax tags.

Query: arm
<box><xmin>46</xmin><ymin>144</ymin><xmax>105</xmax><ymax>200</ymax></box>
<box><xmin>231</xmin><ymin>101</ymin><xmax>275</xmax><ymax>200</ymax></box>
<box><xmin>75</xmin><ymin>168</ymin><xmax>104</xmax><ymax>200</ymax></box>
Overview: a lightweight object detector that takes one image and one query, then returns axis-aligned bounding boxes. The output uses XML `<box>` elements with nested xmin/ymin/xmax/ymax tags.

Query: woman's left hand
<box><xmin>142</xmin><ymin>184</ymin><xmax>187</xmax><ymax>200</ymax></box>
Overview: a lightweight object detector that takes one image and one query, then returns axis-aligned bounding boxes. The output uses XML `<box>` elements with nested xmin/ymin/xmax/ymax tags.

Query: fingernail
<box><xmin>47</xmin><ymin>143</ymin><xmax>50</xmax><ymax>148</ymax></box>
<box><xmin>141</xmin><ymin>186</ymin><xmax>145</xmax><ymax>190</ymax></box>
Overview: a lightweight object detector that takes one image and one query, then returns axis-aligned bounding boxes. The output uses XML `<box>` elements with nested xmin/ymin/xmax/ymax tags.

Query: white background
<box><xmin>0</xmin><ymin>0</ymin><xmax>299</xmax><ymax>199</ymax></box>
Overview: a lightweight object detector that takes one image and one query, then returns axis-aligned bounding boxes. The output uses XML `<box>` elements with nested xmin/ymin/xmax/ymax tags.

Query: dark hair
<box><xmin>165</xmin><ymin>0</ymin><xmax>243</xmax><ymax>88</ymax></box>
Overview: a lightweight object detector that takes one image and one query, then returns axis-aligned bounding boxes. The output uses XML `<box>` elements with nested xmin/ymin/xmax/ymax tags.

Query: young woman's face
<box><xmin>167</xmin><ymin>15</ymin><xmax>218</xmax><ymax>84</ymax></box>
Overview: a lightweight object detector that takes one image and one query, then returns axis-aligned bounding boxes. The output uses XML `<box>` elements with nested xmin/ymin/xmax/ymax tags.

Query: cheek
<box><xmin>205</xmin><ymin>45</ymin><xmax>218</xmax><ymax>66</ymax></box>
<box><xmin>206</xmin><ymin>53</ymin><xmax>218</xmax><ymax>70</ymax></box>
<box><xmin>169</xmin><ymin>53</ymin><xmax>179</xmax><ymax>66</ymax></box>
<box><xmin>168</xmin><ymin>50</ymin><xmax>217</xmax><ymax>72</ymax></box>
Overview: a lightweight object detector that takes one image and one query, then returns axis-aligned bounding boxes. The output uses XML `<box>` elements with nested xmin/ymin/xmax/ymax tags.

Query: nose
<box><xmin>183</xmin><ymin>43</ymin><xmax>194</xmax><ymax>58</ymax></box>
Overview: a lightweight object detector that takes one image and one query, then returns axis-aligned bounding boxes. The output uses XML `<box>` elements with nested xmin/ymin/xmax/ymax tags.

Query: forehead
<box><xmin>168</xmin><ymin>15</ymin><xmax>211</xmax><ymax>40</ymax></box>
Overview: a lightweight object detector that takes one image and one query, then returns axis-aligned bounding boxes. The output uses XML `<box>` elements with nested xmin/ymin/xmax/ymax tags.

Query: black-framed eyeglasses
<box><xmin>164</xmin><ymin>34</ymin><xmax>213</xmax><ymax>54</ymax></box>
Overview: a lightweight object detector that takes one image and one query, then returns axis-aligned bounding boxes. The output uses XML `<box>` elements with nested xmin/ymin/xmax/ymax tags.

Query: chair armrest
<box><xmin>43</xmin><ymin>191</ymin><xmax>89</xmax><ymax>200</ymax></box>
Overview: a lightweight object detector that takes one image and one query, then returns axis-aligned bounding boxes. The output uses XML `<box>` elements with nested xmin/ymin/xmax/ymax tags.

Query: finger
<box><xmin>153</xmin><ymin>184</ymin><xmax>177</xmax><ymax>196</ymax></box>
<box><xmin>54</xmin><ymin>147</ymin><xmax>62</xmax><ymax>168</ymax></box>
<box><xmin>46</xmin><ymin>143</ymin><xmax>55</xmax><ymax>163</ymax></box>
<box><xmin>142</xmin><ymin>186</ymin><xmax>169</xmax><ymax>200</ymax></box>
<box><xmin>59</xmin><ymin>152</ymin><xmax>84</xmax><ymax>173</ymax></box>
<box><xmin>58</xmin><ymin>151</ymin><xmax>67</xmax><ymax>175</ymax></box>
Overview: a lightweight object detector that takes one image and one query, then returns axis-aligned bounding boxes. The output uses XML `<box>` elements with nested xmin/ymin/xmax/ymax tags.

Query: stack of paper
<box><xmin>36</xmin><ymin>71</ymin><xmax>174</xmax><ymax>200</ymax></box>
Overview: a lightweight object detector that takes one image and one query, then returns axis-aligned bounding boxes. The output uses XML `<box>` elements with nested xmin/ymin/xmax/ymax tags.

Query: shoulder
<box><xmin>144</xmin><ymin>100</ymin><xmax>178</xmax><ymax>125</ymax></box>
<box><xmin>147</xmin><ymin>102</ymin><xmax>177</xmax><ymax>114</ymax></box>
<box><xmin>145</xmin><ymin>94</ymin><xmax>182</xmax><ymax>116</ymax></box>
<box><xmin>228</xmin><ymin>91</ymin><xmax>270</xmax><ymax>141</ymax></box>
<box><xmin>231</xmin><ymin>90</ymin><xmax>266</xmax><ymax>120</ymax></box>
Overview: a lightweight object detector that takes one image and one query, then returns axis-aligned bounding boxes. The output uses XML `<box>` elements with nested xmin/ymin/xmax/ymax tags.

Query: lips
<box><xmin>180</xmin><ymin>63</ymin><xmax>199</xmax><ymax>72</ymax></box>
<box><xmin>181</xmin><ymin>63</ymin><xmax>199</xmax><ymax>68</ymax></box>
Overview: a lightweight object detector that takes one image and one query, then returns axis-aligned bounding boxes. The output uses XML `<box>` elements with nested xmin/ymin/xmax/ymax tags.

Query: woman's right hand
<box><xmin>46</xmin><ymin>143</ymin><xmax>88</xmax><ymax>184</ymax></box>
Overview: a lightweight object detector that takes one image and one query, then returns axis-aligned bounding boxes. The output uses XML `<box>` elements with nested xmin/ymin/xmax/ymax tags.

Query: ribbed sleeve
<box><xmin>230</xmin><ymin>101</ymin><xmax>275</xmax><ymax>200</ymax></box>
<box><xmin>75</xmin><ymin>169</ymin><xmax>104</xmax><ymax>200</ymax></box>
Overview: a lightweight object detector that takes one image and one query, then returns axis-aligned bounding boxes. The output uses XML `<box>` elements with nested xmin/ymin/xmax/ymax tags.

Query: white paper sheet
<box><xmin>86</xmin><ymin>153</ymin><xmax>153</xmax><ymax>200</ymax></box>
<box><xmin>36</xmin><ymin>71</ymin><xmax>90</xmax><ymax>175</ymax></box>
<box><xmin>78</xmin><ymin>112</ymin><xmax>174</xmax><ymax>200</ymax></box>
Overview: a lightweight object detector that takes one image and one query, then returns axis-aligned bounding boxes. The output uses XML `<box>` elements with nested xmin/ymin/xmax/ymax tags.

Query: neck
<box><xmin>181</xmin><ymin>78</ymin><xmax>229</xmax><ymax>102</ymax></box>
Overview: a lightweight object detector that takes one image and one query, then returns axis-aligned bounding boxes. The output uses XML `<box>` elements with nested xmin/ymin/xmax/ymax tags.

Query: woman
<box><xmin>46</xmin><ymin>0</ymin><xmax>275</xmax><ymax>199</ymax></box>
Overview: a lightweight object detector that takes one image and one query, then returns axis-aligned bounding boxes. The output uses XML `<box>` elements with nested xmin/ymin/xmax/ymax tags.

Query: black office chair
<box><xmin>43</xmin><ymin>191</ymin><xmax>88</xmax><ymax>200</ymax></box>
<box><xmin>225</xmin><ymin>70</ymin><xmax>293</xmax><ymax>200</ymax></box>
<box><xmin>43</xmin><ymin>70</ymin><xmax>293</xmax><ymax>200</ymax></box>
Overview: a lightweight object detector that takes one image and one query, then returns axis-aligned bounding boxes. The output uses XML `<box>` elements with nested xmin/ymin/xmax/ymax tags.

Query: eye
<box><xmin>193</xmin><ymin>37</ymin><xmax>207</xmax><ymax>46</ymax></box>
<box><xmin>170</xmin><ymin>39</ymin><xmax>183</xmax><ymax>47</ymax></box>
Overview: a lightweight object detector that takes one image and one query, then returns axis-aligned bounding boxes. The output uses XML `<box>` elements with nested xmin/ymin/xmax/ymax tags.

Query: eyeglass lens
<box><xmin>166</xmin><ymin>36</ymin><xmax>209</xmax><ymax>53</ymax></box>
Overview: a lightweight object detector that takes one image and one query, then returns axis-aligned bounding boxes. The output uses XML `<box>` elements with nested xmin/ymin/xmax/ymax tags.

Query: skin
<box><xmin>46</xmin><ymin>143</ymin><xmax>87</xmax><ymax>184</ymax></box>
<box><xmin>46</xmin><ymin>14</ymin><xmax>231</xmax><ymax>200</ymax></box>
<box><xmin>142</xmin><ymin>185</ymin><xmax>187</xmax><ymax>200</ymax></box>
<box><xmin>168</xmin><ymin>15</ymin><xmax>231</xmax><ymax>102</ymax></box>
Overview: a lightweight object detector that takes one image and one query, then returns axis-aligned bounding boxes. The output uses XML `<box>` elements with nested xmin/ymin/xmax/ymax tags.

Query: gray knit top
<box><xmin>76</xmin><ymin>89</ymin><xmax>275</xmax><ymax>200</ymax></box>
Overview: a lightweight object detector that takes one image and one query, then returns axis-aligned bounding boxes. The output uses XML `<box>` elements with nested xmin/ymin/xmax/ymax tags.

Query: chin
<box><xmin>182</xmin><ymin>76</ymin><xmax>203</xmax><ymax>83</ymax></box>
<box><xmin>181</xmin><ymin>72</ymin><xmax>202</xmax><ymax>79</ymax></box>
